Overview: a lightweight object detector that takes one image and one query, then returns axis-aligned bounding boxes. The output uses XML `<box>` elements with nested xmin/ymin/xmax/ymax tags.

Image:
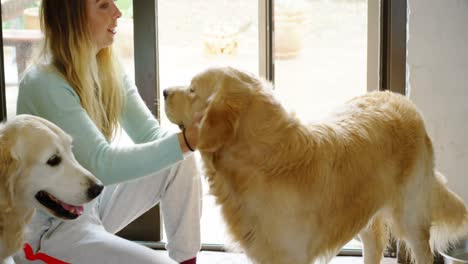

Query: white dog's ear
<box><xmin>0</xmin><ymin>137</ymin><xmax>20</xmax><ymax>210</ymax></box>
<box><xmin>197</xmin><ymin>71</ymin><xmax>253</xmax><ymax>152</ymax></box>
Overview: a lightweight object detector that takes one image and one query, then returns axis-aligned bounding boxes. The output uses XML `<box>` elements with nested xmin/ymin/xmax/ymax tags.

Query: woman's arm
<box><xmin>17</xmin><ymin>67</ymin><xmax>185</xmax><ymax>186</ymax></box>
<box><xmin>119</xmin><ymin>75</ymin><xmax>173</xmax><ymax>142</ymax></box>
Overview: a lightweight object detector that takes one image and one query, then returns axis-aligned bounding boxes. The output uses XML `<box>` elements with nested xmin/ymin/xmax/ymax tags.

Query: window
<box><xmin>156</xmin><ymin>0</ymin><xmax>259</xmax><ymax>246</ymax></box>
<box><xmin>1</xmin><ymin>0</ymin><xmax>41</xmax><ymax>119</ymax></box>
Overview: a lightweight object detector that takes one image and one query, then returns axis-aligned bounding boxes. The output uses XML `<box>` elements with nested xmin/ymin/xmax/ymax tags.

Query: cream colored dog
<box><xmin>164</xmin><ymin>67</ymin><xmax>468</xmax><ymax>264</ymax></box>
<box><xmin>0</xmin><ymin>115</ymin><xmax>103</xmax><ymax>263</ymax></box>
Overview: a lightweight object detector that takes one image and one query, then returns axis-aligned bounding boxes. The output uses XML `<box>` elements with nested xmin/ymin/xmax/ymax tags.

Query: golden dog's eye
<box><xmin>189</xmin><ymin>87</ymin><xmax>195</xmax><ymax>93</ymax></box>
<box><xmin>47</xmin><ymin>155</ymin><xmax>62</xmax><ymax>167</ymax></box>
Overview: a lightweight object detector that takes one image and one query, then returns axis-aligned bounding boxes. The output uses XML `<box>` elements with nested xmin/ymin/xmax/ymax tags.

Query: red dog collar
<box><xmin>23</xmin><ymin>243</ymin><xmax>71</xmax><ymax>264</ymax></box>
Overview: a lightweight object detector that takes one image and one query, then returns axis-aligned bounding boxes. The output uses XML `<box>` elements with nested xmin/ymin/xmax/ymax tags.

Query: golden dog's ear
<box><xmin>197</xmin><ymin>70</ymin><xmax>254</xmax><ymax>152</ymax></box>
<box><xmin>198</xmin><ymin>97</ymin><xmax>240</xmax><ymax>152</ymax></box>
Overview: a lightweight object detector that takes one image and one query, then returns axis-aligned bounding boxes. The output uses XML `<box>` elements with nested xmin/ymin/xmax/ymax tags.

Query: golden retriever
<box><xmin>0</xmin><ymin>115</ymin><xmax>103</xmax><ymax>263</ymax></box>
<box><xmin>164</xmin><ymin>67</ymin><xmax>468</xmax><ymax>264</ymax></box>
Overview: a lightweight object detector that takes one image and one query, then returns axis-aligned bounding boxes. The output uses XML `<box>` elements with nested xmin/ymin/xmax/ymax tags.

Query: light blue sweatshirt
<box><xmin>17</xmin><ymin>65</ymin><xmax>184</xmax><ymax>186</ymax></box>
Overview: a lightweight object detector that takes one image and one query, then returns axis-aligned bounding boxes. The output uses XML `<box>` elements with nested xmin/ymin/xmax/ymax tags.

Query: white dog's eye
<box><xmin>47</xmin><ymin>154</ymin><xmax>62</xmax><ymax>167</ymax></box>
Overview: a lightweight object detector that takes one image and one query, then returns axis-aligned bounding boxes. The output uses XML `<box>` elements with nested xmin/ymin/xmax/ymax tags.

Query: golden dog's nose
<box><xmin>163</xmin><ymin>89</ymin><xmax>169</xmax><ymax>100</ymax></box>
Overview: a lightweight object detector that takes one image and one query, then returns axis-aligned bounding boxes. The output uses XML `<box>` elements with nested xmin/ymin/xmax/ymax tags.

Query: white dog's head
<box><xmin>0</xmin><ymin>115</ymin><xmax>103</xmax><ymax>220</ymax></box>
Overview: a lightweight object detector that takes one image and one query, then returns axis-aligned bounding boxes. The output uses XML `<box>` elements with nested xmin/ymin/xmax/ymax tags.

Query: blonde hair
<box><xmin>38</xmin><ymin>0</ymin><xmax>123</xmax><ymax>140</ymax></box>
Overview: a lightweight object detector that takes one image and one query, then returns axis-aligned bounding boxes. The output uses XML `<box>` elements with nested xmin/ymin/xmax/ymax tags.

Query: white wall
<box><xmin>407</xmin><ymin>0</ymin><xmax>468</xmax><ymax>203</ymax></box>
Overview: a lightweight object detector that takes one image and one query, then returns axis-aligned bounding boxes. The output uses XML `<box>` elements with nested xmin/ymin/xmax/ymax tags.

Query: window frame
<box><xmin>0</xmin><ymin>3</ymin><xmax>7</xmax><ymax>121</ymax></box>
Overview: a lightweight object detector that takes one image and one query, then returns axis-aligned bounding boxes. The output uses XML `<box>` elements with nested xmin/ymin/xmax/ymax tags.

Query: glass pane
<box><xmin>111</xmin><ymin>1</ymin><xmax>134</xmax><ymax>146</ymax></box>
<box><xmin>1</xmin><ymin>0</ymin><xmax>41</xmax><ymax>118</ymax></box>
<box><xmin>273</xmin><ymin>0</ymin><xmax>367</xmax><ymax>118</ymax></box>
<box><xmin>273</xmin><ymin>0</ymin><xmax>368</xmax><ymax>250</ymax></box>
<box><xmin>157</xmin><ymin>0</ymin><xmax>259</xmax><ymax>245</ymax></box>
<box><xmin>115</xmin><ymin>0</ymin><xmax>135</xmax><ymax>81</ymax></box>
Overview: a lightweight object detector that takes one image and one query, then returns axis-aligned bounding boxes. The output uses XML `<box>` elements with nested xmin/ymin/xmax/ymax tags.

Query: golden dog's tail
<box><xmin>429</xmin><ymin>171</ymin><xmax>468</xmax><ymax>253</ymax></box>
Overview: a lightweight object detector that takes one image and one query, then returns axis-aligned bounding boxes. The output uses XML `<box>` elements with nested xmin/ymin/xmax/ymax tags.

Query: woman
<box><xmin>13</xmin><ymin>0</ymin><xmax>201</xmax><ymax>263</ymax></box>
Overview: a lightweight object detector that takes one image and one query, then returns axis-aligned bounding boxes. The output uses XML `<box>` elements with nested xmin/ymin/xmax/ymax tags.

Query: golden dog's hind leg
<box><xmin>404</xmin><ymin>227</ymin><xmax>433</xmax><ymax>264</ymax></box>
<box><xmin>358</xmin><ymin>216</ymin><xmax>387</xmax><ymax>264</ymax></box>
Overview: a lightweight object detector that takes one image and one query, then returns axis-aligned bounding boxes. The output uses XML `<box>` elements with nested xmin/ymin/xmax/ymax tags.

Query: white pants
<box><xmin>14</xmin><ymin>156</ymin><xmax>202</xmax><ymax>264</ymax></box>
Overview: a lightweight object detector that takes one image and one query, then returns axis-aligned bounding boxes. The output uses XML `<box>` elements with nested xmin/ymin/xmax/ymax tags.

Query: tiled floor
<box><xmin>155</xmin><ymin>250</ymin><xmax>397</xmax><ymax>263</ymax></box>
<box><xmin>199</xmin><ymin>251</ymin><xmax>397</xmax><ymax>264</ymax></box>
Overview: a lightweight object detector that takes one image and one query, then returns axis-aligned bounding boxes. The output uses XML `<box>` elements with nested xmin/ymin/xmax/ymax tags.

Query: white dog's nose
<box><xmin>87</xmin><ymin>183</ymin><xmax>104</xmax><ymax>199</ymax></box>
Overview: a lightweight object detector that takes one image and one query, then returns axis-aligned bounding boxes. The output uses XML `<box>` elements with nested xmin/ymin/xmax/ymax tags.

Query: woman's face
<box><xmin>87</xmin><ymin>0</ymin><xmax>122</xmax><ymax>51</ymax></box>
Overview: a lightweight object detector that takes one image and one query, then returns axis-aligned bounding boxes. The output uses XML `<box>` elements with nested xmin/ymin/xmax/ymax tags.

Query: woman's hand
<box><xmin>178</xmin><ymin>113</ymin><xmax>203</xmax><ymax>153</ymax></box>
